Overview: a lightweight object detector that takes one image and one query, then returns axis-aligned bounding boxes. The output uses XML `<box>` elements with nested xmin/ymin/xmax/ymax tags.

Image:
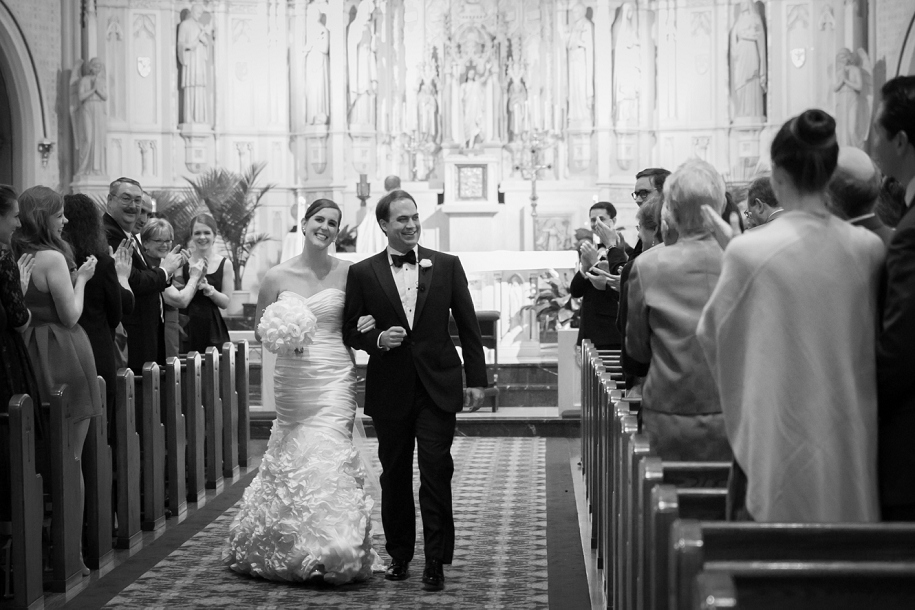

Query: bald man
<box><xmin>827</xmin><ymin>146</ymin><xmax>894</xmax><ymax>248</ymax></box>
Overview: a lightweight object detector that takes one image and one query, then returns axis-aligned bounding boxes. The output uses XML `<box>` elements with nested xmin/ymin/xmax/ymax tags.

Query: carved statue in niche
<box><xmin>506</xmin><ymin>57</ymin><xmax>528</xmax><ymax>141</ymax></box>
<box><xmin>461</xmin><ymin>65</ymin><xmax>486</xmax><ymax>150</ymax></box>
<box><xmin>417</xmin><ymin>62</ymin><xmax>439</xmax><ymax>143</ymax></box>
<box><xmin>70</xmin><ymin>57</ymin><xmax>108</xmax><ymax>178</ymax></box>
<box><xmin>561</xmin><ymin>1</ymin><xmax>594</xmax><ymax>125</ymax></box>
<box><xmin>347</xmin><ymin>0</ymin><xmax>377</xmax><ymax>127</ymax></box>
<box><xmin>177</xmin><ymin>3</ymin><xmax>213</xmax><ymax>125</ymax></box>
<box><xmin>835</xmin><ymin>47</ymin><xmax>873</xmax><ymax>148</ymax></box>
<box><xmin>304</xmin><ymin>1</ymin><xmax>330</xmax><ymax>125</ymax></box>
<box><xmin>614</xmin><ymin>2</ymin><xmax>640</xmax><ymax>127</ymax></box>
<box><xmin>729</xmin><ymin>0</ymin><xmax>767</xmax><ymax>120</ymax></box>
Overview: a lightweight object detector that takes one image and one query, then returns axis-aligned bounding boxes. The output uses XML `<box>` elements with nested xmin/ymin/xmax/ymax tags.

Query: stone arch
<box><xmin>0</xmin><ymin>3</ymin><xmax>48</xmax><ymax>190</ymax></box>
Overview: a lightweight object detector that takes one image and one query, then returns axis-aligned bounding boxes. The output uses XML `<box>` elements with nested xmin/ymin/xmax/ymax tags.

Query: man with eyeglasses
<box><xmin>744</xmin><ymin>176</ymin><xmax>783</xmax><ymax>229</ymax></box>
<box><xmin>630</xmin><ymin>168</ymin><xmax>671</xmax><ymax>257</ymax></box>
<box><xmin>102</xmin><ymin>176</ymin><xmax>187</xmax><ymax>374</ymax></box>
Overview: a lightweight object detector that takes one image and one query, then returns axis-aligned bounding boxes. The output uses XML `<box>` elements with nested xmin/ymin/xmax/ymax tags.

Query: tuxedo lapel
<box><xmin>370</xmin><ymin>251</ymin><xmax>411</xmax><ymax>329</ymax></box>
<box><xmin>412</xmin><ymin>246</ymin><xmax>436</xmax><ymax>327</ymax></box>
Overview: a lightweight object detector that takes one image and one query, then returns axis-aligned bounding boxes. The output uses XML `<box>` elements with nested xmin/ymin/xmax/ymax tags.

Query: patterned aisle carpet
<box><xmin>103</xmin><ymin>437</ymin><xmax>548</xmax><ymax>609</ymax></box>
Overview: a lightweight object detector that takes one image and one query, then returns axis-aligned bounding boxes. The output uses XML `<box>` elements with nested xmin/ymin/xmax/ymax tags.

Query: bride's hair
<box><xmin>303</xmin><ymin>198</ymin><xmax>341</xmax><ymax>222</ymax></box>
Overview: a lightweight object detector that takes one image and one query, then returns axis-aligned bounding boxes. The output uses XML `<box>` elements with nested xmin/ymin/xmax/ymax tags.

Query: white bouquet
<box><xmin>257</xmin><ymin>299</ymin><xmax>318</xmax><ymax>356</ymax></box>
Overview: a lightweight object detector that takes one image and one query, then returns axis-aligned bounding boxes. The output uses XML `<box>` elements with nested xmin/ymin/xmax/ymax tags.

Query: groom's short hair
<box><xmin>376</xmin><ymin>189</ymin><xmax>417</xmax><ymax>225</ymax></box>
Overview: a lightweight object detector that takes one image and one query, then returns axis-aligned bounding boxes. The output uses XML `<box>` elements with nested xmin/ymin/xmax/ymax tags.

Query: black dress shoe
<box><xmin>422</xmin><ymin>558</ymin><xmax>445</xmax><ymax>591</ymax></box>
<box><xmin>385</xmin><ymin>558</ymin><xmax>410</xmax><ymax>581</ymax></box>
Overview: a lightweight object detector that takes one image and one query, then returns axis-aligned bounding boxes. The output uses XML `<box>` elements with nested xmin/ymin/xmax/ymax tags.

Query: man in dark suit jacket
<box><xmin>871</xmin><ymin>76</ymin><xmax>915</xmax><ymax>521</ymax></box>
<box><xmin>827</xmin><ymin>146</ymin><xmax>894</xmax><ymax>248</ymax></box>
<box><xmin>343</xmin><ymin>190</ymin><xmax>487</xmax><ymax>591</ymax></box>
<box><xmin>102</xmin><ymin>177</ymin><xmax>185</xmax><ymax>374</ymax></box>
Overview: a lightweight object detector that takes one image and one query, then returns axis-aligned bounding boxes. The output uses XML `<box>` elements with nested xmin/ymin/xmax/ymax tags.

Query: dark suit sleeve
<box><xmin>343</xmin><ymin>265</ymin><xmax>384</xmax><ymax>356</ymax></box>
<box><xmin>569</xmin><ymin>270</ymin><xmax>588</xmax><ymax>298</ymax></box>
<box><xmin>128</xmin><ymin>258</ymin><xmax>168</xmax><ymax>297</ymax></box>
<box><xmin>877</xmin><ymin>222</ymin><xmax>915</xmax><ymax>411</ymax></box>
<box><xmin>606</xmin><ymin>246</ymin><xmax>628</xmax><ymax>275</ymax></box>
<box><xmin>120</xmin><ymin>286</ymin><xmax>135</xmax><ymax>315</ymax></box>
<box><xmin>449</xmin><ymin>257</ymin><xmax>488</xmax><ymax>388</ymax></box>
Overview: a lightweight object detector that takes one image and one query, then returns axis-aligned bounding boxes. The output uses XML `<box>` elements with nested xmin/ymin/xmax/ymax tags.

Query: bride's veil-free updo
<box><xmin>770</xmin><ymin>109</ymin><xmax>840</xmax><ymax>194</ymax></box>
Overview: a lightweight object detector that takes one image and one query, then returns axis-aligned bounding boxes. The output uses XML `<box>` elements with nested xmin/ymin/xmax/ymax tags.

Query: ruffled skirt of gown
<box><xmin>223</xmin><ymin>289</ymin><xmax>383</xmax><ymax>584</ymax></box>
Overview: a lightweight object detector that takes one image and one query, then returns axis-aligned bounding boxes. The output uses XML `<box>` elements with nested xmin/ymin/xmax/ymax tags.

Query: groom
<box><xmin>343</xmin><ymin>189</ymin><xmax>487</xmax><ymax>591</ymax></box>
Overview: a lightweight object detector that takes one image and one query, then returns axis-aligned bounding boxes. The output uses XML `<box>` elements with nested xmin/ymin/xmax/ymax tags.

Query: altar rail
<box><xmin>579</xmin><ymin>340</ymin><xmax>915</xmax><ymax>610</ymax></box>
<box><xmin>1</xmin><ymin>341</ymin><xmax>249</xmax><ymax>608</ymax></box>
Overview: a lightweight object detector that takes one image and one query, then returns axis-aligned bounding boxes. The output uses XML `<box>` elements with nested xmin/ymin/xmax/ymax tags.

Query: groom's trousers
<box><xmin>372</xmin><ymin>380</ymin><xmax>456</xmax><ymax>564</ymax></box>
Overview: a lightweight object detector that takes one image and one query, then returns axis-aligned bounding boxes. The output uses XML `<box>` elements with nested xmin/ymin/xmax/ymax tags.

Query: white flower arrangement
<box><xmin>418</xmin><ymin>258</ymin><xmax>432</xmax><ymax>269</ymax></box>
<box><xmin>257</xmin><ymin>299</ymin><xmax>318</xmax><ymax>356</ymax></box>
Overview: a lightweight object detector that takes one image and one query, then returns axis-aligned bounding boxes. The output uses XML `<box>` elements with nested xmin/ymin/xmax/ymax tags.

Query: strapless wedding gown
<box><xmin>223</xmin><ymin>289</ymin><xmax>383</xmax><ymax>584</ymax></box>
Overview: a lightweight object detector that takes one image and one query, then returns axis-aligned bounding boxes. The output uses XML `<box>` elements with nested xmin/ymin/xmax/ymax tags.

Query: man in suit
<box><xmin>102</xmin><ymin>177</ymin><xmax>185</xmax><ymax>374</ymax></box>
<box><xmin>343</xmin><ymin>189</ymin><xmax>487</xmax><ymax>591</ymax></box>
<box><xmin>631</xmin><ymin>168</ymin><xmax>670</xmax><ymax>258</ymax></box>
<box><xmin>827</xmin><ymin>146</ymin><xmax>893</xmax><ymax>247</ymax></box>
<box><xmin>871</xmin><ymin>75</ymin><xmax>915</xmax><ymax>521</ymax></box>
<box><xmin>744</xmin><ymin>176</ymin><xmax>784</xmax><ymax>229</ymax></box>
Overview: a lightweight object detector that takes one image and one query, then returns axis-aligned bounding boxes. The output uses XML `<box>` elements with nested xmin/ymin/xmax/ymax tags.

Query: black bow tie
<box><xmin>391</xmin><ymin>250</ymin><xmax>416</xmax><ymax>268</ymax></box>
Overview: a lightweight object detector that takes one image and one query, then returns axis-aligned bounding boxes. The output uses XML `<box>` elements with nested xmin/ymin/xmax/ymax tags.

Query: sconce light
<box><xmin>37</xmin><ymin>139</ymin><xmax>54</xmax><ymax>167</ymax></box>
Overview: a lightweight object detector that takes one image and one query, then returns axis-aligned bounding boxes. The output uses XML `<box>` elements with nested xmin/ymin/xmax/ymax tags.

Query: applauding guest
<box><xmin>178</xmin><ymin>213</ymin><xmax>232</xmax><ymax>355</ymax></box>
<box><xmin>141</xmin><ymin>218</ymin><xmax>205</xmax><ymax>358</ymax></box>
<box><xmin>63</xmin><ymin>193</ymin><xmax>134</xmax><ymax>439</ymax></box>
<box><xmin>13</xmin><ymin>186</ymin><xmax>103</xmax><ymax>575</ymax></box>
<box><xmin>571</xmin><ymin>202</ymin><xmax>628</xmax><ymax>351</ymax></box>
<box><xmin>698</xmin><ymin>109</ymin><xmax>884</xmax><ymax>522</ymax></box>
<box><xmin>625</xmin><ymin>160</ymin><xmax>732</xmax><ymax>462</ymax></box>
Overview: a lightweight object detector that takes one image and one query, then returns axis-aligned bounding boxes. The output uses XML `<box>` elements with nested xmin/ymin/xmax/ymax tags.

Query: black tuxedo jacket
<box><xmin>343</xmin><ymin>246</ymin><xmax>487</xmax><ymax>418</ymax></box>
<box><xmin>569</xmin><ymin>244</ymin><xmax>628</xmax><ymax>347</ymax></box>
<box><xmin>877</xmin><ymin>201</ymin><xmax>915</xmax><ymax>507</ymax></box>
<box><xmin>102</xmin><ymin>213</ymin><xmax>167</xmax><ymax>372</ymax></box>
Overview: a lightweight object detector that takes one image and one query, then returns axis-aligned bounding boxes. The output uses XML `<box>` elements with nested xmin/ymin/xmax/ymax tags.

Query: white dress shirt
<box><xmin>387</xmin><ymin>246</ymin><xmax>419</xmax><ymax>328</ymax></box>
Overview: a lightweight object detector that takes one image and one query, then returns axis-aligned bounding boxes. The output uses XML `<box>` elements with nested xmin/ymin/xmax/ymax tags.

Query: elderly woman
<box><xmin>140</xmin><ymin>218</ymin><xmax>204</xmax><ymax>358</ymax></box>
<box><xmin>625</xmin><ymin>159</ymin><xmax>733</xmax><ymax>461</ymax></box>
<box><xmin>698</xmin><ymin>109</ymin><xmax>883</xmax><ymax>522</ymax></box>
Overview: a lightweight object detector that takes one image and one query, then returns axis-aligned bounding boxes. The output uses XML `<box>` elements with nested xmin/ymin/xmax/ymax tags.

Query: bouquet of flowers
<box><xmin>257</xmin><ymin>299</ymin><xmax>318</xmax><ymax>356</ymax></box>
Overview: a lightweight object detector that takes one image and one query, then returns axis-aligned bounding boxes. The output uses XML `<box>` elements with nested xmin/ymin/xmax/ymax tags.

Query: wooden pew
<box><xmin>693</xmin><ymin>563</ymin><xmax>915</xmax><ymax>610</ymax></box>
<box><xmin>162</xmin><ymin>357</ymin><xmax>188</xmax><ymax>522</ymax></box>
<box><xmin>115</xmin><ymin>369</ymin><xmax>141</xmax><ymax>550</ymax></box>
<box><xmin>141</xmin><ymin>363</ymin><xmax>166</xmax><ymax>532</ymax></box>
<box><xmin>672</xmin><ymin>521</ymin><xmax>915</xmax><ymax>610</ymax></box>
<box><xmin>621</xmin><ymin>431</ymin><xmax>652</xmax><ymax>610</ymax></box>
<box><xmin>47</xmin><ymin>385</ymin><xmax>82</xmax><ymax>593</ymax></box>
<box><xmin>202</xmin><ymin>347</ymin><xmax>224</xmax><ymax>493</ymax></box>
<box><xmin>648</xmin><ymin>484</ymin><xmax>727</xmax><ymax>610</ymax></box>
<box><xmin>84</xmin><ymin>377</ymin><xmax>113</xmax><ymax>571</ymax></box>
<box><xmin>612</xmin><ymin>410</ymin><xmax>638</xmax><ymax>610</ymax></box>
<box><xmin>4</xmin><ymin>395</ymin><xmax>44</xmax><ymax>609</ymax></box>
<box><xmin>235</xmin><ymin>340</ymin><xmax>250</xmax><ymax>468</ymax></box>
<box><xmin>183</xmin><ymin>352</ymin><xmax>206</xmax><ymax>505</ymax></box>
<box><xmin>638</xmin><ymin>459</ymin><xmax>730</xmax><ymax>610</ymax></box>
<box><xmin>220</xmin><ymin>342</ymin><xmax>240</xmax><ymax>480</ymax></box>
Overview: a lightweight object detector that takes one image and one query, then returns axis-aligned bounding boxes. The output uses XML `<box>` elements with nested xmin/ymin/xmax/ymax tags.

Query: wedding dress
<box><xmin>224</xmin><ymin>289</ymin><xmax>383</xmax><ymax>583</ymax></box>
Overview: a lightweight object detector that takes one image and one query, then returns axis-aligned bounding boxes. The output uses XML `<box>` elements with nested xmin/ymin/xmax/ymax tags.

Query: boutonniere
<box><xmin>418</xmin><ymin>258</ymin><xmax>432</xmax><ymax>270</ymax></box>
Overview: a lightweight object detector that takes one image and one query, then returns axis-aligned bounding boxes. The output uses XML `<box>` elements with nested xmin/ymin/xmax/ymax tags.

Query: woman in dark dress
<box><xmin>0</xmin><ymin>184</ymin><xmax>43</xmax><ymax>523</ymax></box>
<box><xmin>62</xmin><ymin>194</ymin><xmax>134</xmax><ymax>442</ymax></box>
<box><xmin>570</xmin><ymin>202</ymin><xmax>629</xmax><ymax>350</ymax></box>
<box><xmin>178</xmin><ymin>213</ymin><xmax>232</xmax><ymax>354</ymax></box>
<box><xmin>13</xmin><ymin>186</ymin><xmax>101</xmax><ymax>576</ymax></box>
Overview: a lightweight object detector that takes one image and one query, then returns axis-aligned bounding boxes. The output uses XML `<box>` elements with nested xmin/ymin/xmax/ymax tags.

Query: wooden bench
<box><xmin>694</xmin><ymin>562</ymin><xmax>915</xmax><ymax>609</ymax></box>
<box><xmin>672</xmin><ymin>521</ymin><xmax>915</xmax><ymax>610</ymax></box>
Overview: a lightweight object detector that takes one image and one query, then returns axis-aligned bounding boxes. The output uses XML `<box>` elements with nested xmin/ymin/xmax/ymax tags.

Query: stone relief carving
<box><xmin>304</xmin><ymin>1</ymin><xmax>330</xmax><ymax>126</ymax></box>
<box><xmin>561</xmin><ymin>1</ymin><xmax>594</xmax><ymax>126</ymax></box>
<box><xmin>417</xmin><ymin>60</ymin><xmax>439</xmax><ymax>143</ymax></box>
<box><xmin>835</xmin><ymin>47</ymin><xmax>873</xmax><ymax>148</ymax></box>
<box><xmin>348</xmin><ymin>0</ymin><xmax>377</xmax><ymax>127</ymax></box>
<box><xmin>177</xmin><ymin>3</ymin><xmax>213</xmax><ymax>125</ymax></box>
<box><xmin>70</xmin><ymin>58</ymin><xmax>108</xmax><ymax>178</ymax></box>
<box><xmin>614</xmin><ymin>2</ymin><xmax>640</xmax><ymax>127</ymax></box>
<box><xmin>729</xmin><ymin>0</ymin><xmax>767</xmax><ymax>120</ymax></box>
<box><xmin>506</xmin><ymin>56</ymin><xmax>528</xmax><ymax>142</ymax></box>
<box><xmin>450</xmin><ymin>20</ymin><xmax>498</xmax><ymax>150</ymax></box>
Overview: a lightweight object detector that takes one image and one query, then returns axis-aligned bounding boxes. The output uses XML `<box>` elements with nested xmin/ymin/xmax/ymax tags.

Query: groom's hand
<box><xmin>464</xmin><ymin>387</ymin><xmax>485</xmax><ymax>412</ymax></box>
<box><xmin>379</xmin><ymin>326</ymin><xmax>407</xmax><ymax>349</ymax></box>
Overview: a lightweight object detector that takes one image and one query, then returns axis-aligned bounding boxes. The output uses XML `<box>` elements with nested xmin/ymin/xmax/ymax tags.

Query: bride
<box><xmin>223</xmin><ymin>199</ymin><xmax>384</xmax><ymax>583</ymax></box>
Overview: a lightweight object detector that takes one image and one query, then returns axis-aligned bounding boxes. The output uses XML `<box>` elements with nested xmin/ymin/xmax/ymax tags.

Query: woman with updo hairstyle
<box><xmin>178</xmin><ymin>212</ymin><xmax>233</xmax><ymax>354</ymax></box>
<box><xmin>698</xmin><ymin>109</ymin><xmax>885</xmax><ymax>523</ymax></box>
<box><xmin>13</xmin><ymin>186</ymin><xmax>103</xmax><ymax>575</ymax></box>
<box><xmin>62</xmin><ymin>193</ymin><xmax>133</xmax><ymax>441</ymax></box>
